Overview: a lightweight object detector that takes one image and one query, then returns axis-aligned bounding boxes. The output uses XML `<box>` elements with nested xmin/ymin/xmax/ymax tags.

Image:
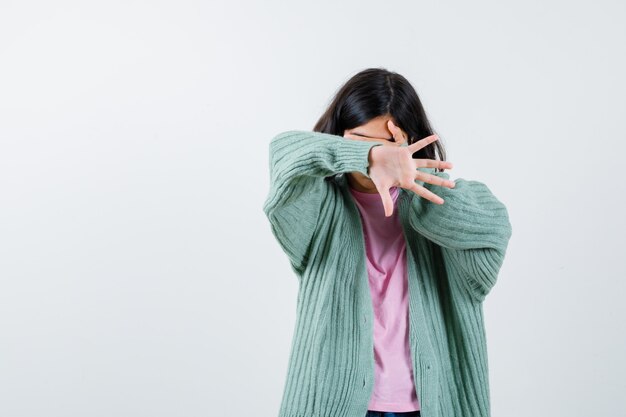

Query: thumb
<box><xmin>378</xmin><ymin>187</ymin><xmax>394</xmax><ymax>217</ymax></box>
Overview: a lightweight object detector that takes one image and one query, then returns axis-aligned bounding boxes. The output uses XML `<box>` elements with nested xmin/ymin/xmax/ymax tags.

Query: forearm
<box><xmin>262</xmin><ymin>130</ymin><xmax>383</xmax><ymax>273</ymax></box>
<box><xmin>407</xmin><ymin>169</ymin><xmax>512</xmax><ymax>251</ymax></box>
<box><xmin>265</xmin><ymin>130</ymin><xmax>384</xmax><ymax>185</ymax></box>
<box><xmin>406</xmin><ymin>168</ymin><xmax>512</xmax><ymax>302</ymax></box>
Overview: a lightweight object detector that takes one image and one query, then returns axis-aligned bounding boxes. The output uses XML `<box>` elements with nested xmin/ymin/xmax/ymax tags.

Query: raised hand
<box><xmin>365</xmin><ymin>120</ymin><xmax>455</xmax><ymax>217</ymax></box>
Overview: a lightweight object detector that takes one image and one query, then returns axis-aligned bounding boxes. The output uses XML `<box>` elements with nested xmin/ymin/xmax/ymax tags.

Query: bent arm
<box><xmin>262</xmin><ymin>130</ymin><xmax>383</xmax><ymax>275</ymax></box>
<box><xmin>406</xmin><ymin>168</ymin><xmax>513</xmax><ymax>302</ymax></box>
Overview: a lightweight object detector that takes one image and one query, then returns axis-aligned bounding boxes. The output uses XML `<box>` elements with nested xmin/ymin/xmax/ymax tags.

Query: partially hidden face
<box><xmin>343</xmin><ymin>115</ymin><xmax>406</xmax><ymax>193</ymax></box>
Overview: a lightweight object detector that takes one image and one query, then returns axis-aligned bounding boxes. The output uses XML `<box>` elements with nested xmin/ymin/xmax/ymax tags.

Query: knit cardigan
<box><xmin>262</xmin><ymin>130</ymin><xmax>513</xmax><ymax>417</ymax></box>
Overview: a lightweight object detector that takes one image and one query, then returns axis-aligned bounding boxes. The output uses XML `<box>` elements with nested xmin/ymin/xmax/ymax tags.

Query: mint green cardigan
<box><xmin>262</xmin><ymin>130</ymin><xmax>513</xmax><ymax>417</ymax></box>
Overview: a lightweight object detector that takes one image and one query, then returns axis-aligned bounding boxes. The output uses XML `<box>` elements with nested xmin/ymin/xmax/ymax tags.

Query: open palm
<box><xmin>367</xmin><ymin>120</ymin><xmax>456</xmax><ymax>217</ymax></box>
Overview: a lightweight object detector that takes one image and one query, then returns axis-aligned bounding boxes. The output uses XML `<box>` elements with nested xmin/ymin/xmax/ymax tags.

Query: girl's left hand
<box><xmin>386</xmin><ymin>119</ymin><xmax>455</xmax><ymax>208</ymax></box>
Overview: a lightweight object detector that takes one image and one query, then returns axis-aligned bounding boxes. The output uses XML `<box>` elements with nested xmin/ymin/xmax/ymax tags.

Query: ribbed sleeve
<box><xmin>262</xmin><ymin>130</ymin><xmax>384</xmax><ymax>275</ymax></box>
<box><xmin>406</xmin><ymin>168</ymin><xmax>513</xmax><ymax>303</ymax></box>
<box><xmin>264</xmin><ymin>154</ymin><xmax>508</xmax><ymax>416</ymax></box>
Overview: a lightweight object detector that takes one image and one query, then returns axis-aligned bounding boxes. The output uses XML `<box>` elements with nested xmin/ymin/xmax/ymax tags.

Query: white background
<box><xmin>1</xmin><ymin>1</ymin><xmax>624</xmax><ymax>416</ymax></box>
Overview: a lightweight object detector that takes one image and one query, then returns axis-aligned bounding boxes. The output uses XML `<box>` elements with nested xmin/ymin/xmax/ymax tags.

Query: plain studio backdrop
<box><xmin>1</xmin><ymin>1</ymin><xmax>624</xmax><ymax>416</ymax></box>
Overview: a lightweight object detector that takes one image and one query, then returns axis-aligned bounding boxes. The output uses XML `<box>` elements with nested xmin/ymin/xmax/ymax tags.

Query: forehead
<box><xmin>350</xmin><ymin>115</ymin><xmax>394</xmax><ymax>139</ymax></box>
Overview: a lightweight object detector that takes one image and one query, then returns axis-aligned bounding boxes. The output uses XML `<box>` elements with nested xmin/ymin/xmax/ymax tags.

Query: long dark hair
<box><xmin>313</xmin><ymin>67</ymin><xmax>447</xmax><ymax>179</ymax></box>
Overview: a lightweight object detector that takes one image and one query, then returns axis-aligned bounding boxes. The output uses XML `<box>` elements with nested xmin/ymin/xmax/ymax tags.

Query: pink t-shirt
<box><xmin>348</xmin><ymin>184</ymin><xmax>420</xmax><ymax>413</ymax></box>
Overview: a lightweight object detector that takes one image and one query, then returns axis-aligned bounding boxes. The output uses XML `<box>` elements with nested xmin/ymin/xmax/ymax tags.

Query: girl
<box><xmin>263</xmin><ymin>68</ymin><xmax>512</xmax><ymax>417</ymax></box>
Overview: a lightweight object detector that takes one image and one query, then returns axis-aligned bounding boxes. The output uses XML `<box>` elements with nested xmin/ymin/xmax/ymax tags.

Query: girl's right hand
<box><xmin>368</xmin><ymin>121</ymin><xmax>456</xmax><ymax>217</ymax></box>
